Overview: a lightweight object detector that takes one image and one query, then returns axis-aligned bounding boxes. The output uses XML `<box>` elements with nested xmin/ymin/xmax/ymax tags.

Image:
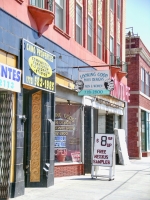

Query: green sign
<box><xmin>78</xmin><ymin>89</ymin><xmax>110</xmax><ymax>96</ymax></box>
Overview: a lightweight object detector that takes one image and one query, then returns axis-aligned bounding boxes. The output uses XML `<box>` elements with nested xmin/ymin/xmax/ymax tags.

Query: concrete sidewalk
<box><xmin>13</xmin><ymin>158</ymin><xmax>150</xmax><ymax>200</ymax></box>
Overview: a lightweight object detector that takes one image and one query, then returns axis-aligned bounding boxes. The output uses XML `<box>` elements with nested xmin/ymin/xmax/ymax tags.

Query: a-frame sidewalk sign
<box><xmin>91</xmin><ymin>133</ymin><xmax>115</xmax><ymax>181</ymax></box>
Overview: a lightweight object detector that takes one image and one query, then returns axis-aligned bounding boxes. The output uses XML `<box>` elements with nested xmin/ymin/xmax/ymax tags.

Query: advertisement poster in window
<box><xmin>22</xmin><ymin>39</ymin><xmax>56</xmax><ymax>93</ymax></box>
<box><xmin>55</xmin><ymin>104</ymin><xmax>81</xmax><ymax>163</ymax></box>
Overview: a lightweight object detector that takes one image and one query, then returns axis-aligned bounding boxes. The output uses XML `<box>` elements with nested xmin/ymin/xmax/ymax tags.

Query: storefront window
<box><xmin>55</xmin><ymin>104</ymin><xmax>82</xmax><ymax>163</ymax></box>
<box><xmin>141</xmin><ymin>111</ymin><xmax>146</xmax><ymax>151</ymax></box>
<box><xmin>146</xmin><ymin>113</ymin><xmax>150</xmax><ymax>150</ymax></box>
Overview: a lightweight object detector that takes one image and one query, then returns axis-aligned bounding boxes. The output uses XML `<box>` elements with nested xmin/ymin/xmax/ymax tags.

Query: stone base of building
<box><xmin>142</xmin><ymin>152</ymin><xmax>150</xmax><ymax>157</ymax></box>
<box><xmin>54</xmin><ymin>164</ymin><xmax>84</xmax><ymax>177</ymax></box>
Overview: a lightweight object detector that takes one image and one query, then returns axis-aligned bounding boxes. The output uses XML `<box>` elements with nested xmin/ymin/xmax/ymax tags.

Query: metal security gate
<box><xmin>0</xmin><ymin>93</ymin><xmax>13</xmax><ymax>200</ymax></box>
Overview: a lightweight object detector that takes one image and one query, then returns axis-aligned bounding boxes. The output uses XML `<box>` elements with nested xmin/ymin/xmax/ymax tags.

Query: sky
<box><xmin>126</xmin><ymin>0</ymin><xmax>150</xmax><ymax>52</ymax></box>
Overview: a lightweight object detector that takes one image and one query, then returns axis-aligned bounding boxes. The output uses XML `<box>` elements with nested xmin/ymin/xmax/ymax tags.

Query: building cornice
<box><xmin>126</xmin><ymin>48</ymin><xmax>150</xmax><ymax>66</ymax></box>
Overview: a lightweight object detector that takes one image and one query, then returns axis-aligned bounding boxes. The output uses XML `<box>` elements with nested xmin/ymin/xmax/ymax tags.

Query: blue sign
<box><xmin>22</xmin><ymin>39</ymin><xmax>56</xmax><ymax>93</ymax></box>
<box><xmin>55</xmin><ymin>136</ymin><xmax>66</xmax><ymax>141</ymax></box>
<box><xmin>0</xmin><ymin>63</ymin><xmax>21</xmax><ymax>92</ymax></box>
<box><xmin>55</xmin><ymin>142</ymin><xmax>66</xmax><ymax>148</ymax></box>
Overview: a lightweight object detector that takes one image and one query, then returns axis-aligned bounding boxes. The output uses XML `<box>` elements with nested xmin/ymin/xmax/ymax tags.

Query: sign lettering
<box><xmin>0</xmin><ymin>63</ymin><xmax>21</xmax><ymax>92</ymax></box>
<box><xmin>92</xmin><ymin>134</ymin><xmax>114</xmax><ymax>167</ymax></box>
<box><xmin>22</xmin><ymin>39</ymin><xmax>56</xmax><ymax>93</ymax></box>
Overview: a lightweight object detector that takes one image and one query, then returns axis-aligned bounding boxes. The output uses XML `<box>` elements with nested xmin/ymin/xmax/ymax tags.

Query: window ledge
<box><xmin>15</xmin><ymin>0</ymin><xmax>24</xmax><ymax>4</ymax></box>
<box><xmin>53</xmin><ymin>25</ymin><xmax>71</xmax><ymax>40</ymax></box>
<box><xmin>55</xmin><ymin>162</ymin><xmax>82</xmax><ymax>166</ymax></box>
<box><xmin>28</xmin><ymin>5</ymin><xmax>55</xmax><ymax>36</ymax></box>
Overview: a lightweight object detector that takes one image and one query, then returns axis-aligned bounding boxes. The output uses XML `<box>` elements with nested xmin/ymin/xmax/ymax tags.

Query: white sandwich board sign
<box><xmin>114</xmin><ymin>129</ymin><xmax>130</xmax><ymax>165</ymax></box>
<box><xmin>91</xmin><ymin>134</ymin><xmax>115</xmax><ymax>180</ymax></box>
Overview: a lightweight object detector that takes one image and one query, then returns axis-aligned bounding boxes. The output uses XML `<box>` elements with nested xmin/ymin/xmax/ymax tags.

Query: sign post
<box><xmin>91</xmin><ymin>134</ymin><xmax>115</xmax><ymax>181</ymax></box>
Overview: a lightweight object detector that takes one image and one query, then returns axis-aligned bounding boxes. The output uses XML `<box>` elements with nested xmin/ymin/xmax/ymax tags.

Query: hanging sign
<box><xmin>77</xmin><ymin>70</ymin><xmax>114</xmax><ymax>96</ymax></box>
<box><xmin>0</xmin><ymin>63</ymin><xmax>21</xmax><ymax>93</ymax></box>
<box><xmin>92</xmin><ymin>134</ymin><xmax>115</xmax><ymax>167</ymax></box>
<box><xmin>22</xmin><ymin>39</ymin><xmax>56</xmax><ymax>93</ymax></box>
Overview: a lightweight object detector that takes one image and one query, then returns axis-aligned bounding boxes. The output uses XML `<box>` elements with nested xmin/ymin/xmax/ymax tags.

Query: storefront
<box><xmin>0</xmin><ymin>50</ymin><xmax>21</xmax><ymax>199</ymax></box>
<box><xmin>141</xmin><ymin>110</ymin><xmax>150</xmax><ymax>157</ymax></box>
<box><xmin>54</xmin><ymin>76</ymin><xmax>84</xmax><ymax>177</ymax></box>
<box><xmin>22</xmin><ymin>39</ymin><xmax>56</xmax><ymax>188</ymax></box>
<box><xmin>79</xmin><ymin>68</ymin><xmax>129</xmax><ymax>173</ymax></box>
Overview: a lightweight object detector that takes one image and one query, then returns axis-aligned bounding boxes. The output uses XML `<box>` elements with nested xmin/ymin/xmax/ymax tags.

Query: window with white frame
<box><xmin>110</xmin><ymin>36</ymin><xmax>114</xmax><ymax>64</ymax></box>
<box><xmin>97</xmin><ymin>26</ymin><xmax>102</xmax><ymax>59</ymax></box>
<box><xmin>55</xmin><ymin>0</ymin><xmax>65</xmax><ymax>31</ymax></box>
<box><xmin>117</xmin><ymin>0</ymin><xmax>121</xmax><ymax>20</ymax></box>
<box><xmin>30</xmin><ymin>0</ymin><xmax>45</xmax><ymax>8</ymax></box>
<box><xmin>146</xmin><ymin>72</ymin><xmax>149</xmax><ymax>96</ymax></box>
<box><xmin>141</xmin><ymin>68</ymin><xmax>145</xmax><ymax>93</ymax></box>
<box><xmin>110</xmin><ymin>0</ymin><xmax>114</xmax><ymax>12</ymax></box>
<box><xmin>76</xmin><ymin>4</ymin><xmax>82</xmax><ymax>45</ymax></box>
<box><xmin>88</xmin><ymin>16</ymin><xmax>93</xmax><ymax>53</ymax></box>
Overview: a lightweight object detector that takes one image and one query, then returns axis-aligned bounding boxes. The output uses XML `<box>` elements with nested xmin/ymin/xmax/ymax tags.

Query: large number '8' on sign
<box><xmin>101</xmin><ymin>136</ymin><xmax>107</xmax><ymax>146</ymax></box>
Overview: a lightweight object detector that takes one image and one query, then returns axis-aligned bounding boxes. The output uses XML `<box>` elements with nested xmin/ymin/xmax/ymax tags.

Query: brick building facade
<box><xmin>126</xmin><ymin>36</ymin><xmax>150</xmax><ymax>158</ymax></box>
<box><xmin>0</xmin><ymin>0</ymin><xmax>127</xmax><ymax>199</ymax></box>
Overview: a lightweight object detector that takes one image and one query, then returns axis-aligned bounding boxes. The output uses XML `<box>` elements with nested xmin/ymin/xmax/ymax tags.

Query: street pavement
<box><xmin>13</xmin><ymin>158</ymin><xmax>150</xmax><ymax>200</ymax></box>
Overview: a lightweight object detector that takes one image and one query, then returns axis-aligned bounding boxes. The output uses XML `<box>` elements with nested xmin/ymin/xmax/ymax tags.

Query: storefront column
<box><xmin>91</xmin><ymin>107</ymin><xmax>94</xmax><ymax>165</ymax></box>
<box><xmin>81</xmin><ymin>106</ymin><xmax>84</xmax><ymax>164</ymax></box>
<box><xmin>10</xmin><ymin>89</ymin><xmax>25</xmax><ymax>198</ymax></box>
<box><xmin>121</xmin><ymin>102</ymin><xmax>128</xmax><ymax>137</ymax></box>
<box><xmin>138</xmin><ymin>107</ymin><xmax>142</xmax><ymax>159</ymax></box>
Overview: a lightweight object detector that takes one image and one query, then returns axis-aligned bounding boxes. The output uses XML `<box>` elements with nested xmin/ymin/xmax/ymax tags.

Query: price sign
<box><xmin>93</xmin><ymin>134</ymin><xmax>114</xmax><ymax>167</ymax></box>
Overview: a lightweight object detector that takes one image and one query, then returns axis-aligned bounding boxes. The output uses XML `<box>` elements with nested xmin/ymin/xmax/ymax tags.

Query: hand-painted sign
<box><xmin>22</xmin><ymin>39</ymin><xmax>56</xmax><ymax>93</ymax></box>
<box><xmin>78</xmin><ymin>70</ymin><xmax>111</xmax><ymax>96</ymax></box>
<box><xmin>0</xmin><ymin>63</ymin><xmax>21</xmax><ymax>92</ymax></box>
<box><xmin>92</xmin><ymin>134</ymin><xmax>114</xmax><ymax>167</ymax></box>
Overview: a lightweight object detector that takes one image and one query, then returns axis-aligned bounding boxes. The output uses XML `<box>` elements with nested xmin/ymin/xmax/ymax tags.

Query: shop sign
<box><xmin>111</xmin><ymin>79</ymin><xmax>130</xmax><ymax>102</ymax></box>
<box><xmin>92</xmin><ymin>134</ymin><xmax>114</xmax><ymax>167</ymax></box>
<box><xmin>0</xmin><ymin>63</ymin><xmax>21</xmax><ymax>93</ymax></box>
<box><xmin>77</xmin><ymin>70</ymin><xmax>114</xmax><ymax>96</ymax></box>
<box><xmin>22</xmin><ymin>39</ymin><xmax>56</xmax><ymax>93</ymax></box>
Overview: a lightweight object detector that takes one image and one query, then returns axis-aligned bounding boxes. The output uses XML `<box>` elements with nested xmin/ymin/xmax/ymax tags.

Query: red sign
<box><xmin>71</xmin><ymin>152</ymin><xmax>81</xmax><ymax>162</ymax></box>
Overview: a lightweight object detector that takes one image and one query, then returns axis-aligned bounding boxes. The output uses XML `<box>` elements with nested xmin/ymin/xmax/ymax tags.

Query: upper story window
<box><xmin>141</xmin><ymin>68</ymin><xmax>145</xmax><ymax>93</ymax></box>
<box><xmin>110</xmin><ymin>0</ymin><xmax>114</xmax><ymax>12</ymax></box>
<box><xmin>117</xmin><ymin>43</ymin><xmax>120</xmax><ymax>63</ymax></box>
<box><xmin>110</xmin><ymin>36</ymin><xmax>114</xmax><ymax>64</ymax></box>
<box><xmin>76</xmin><ymin>4</ymin><xmax>82</xmax><ymax>45</ymax></box>
<box><xmin>97</xmin><ymin>26</ymin><xmax>102</xmax><ymax>59</ymax></box>
<box><xmin>55</xmin><ymin>0</ymin><xmax>65</xmax><ymax>31</ymax></box>
<box><xmin>117</xmin><ymin>0</ymin><xmax>121</xmax><ymax>20</ymax></box>
<box><xmin>30</xmin><ymin>0</ymin><xmax>45</xmax><ymax>9</ymax></box>
<box><xmin>88</xmin><ymin>16</ymin><xmax>93</xmax><ymax>53</ymax></box>
<box><xmin>146</xmin><ymin>72</ymin><xmax>149</xmax><ymax>96</ymax></box>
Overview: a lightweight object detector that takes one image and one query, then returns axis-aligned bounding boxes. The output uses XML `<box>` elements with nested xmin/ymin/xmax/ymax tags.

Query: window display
<box><xmin>55</xmin><ymin>104</ymin><xmax>82</xmax><ymax>163</ymax></box>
